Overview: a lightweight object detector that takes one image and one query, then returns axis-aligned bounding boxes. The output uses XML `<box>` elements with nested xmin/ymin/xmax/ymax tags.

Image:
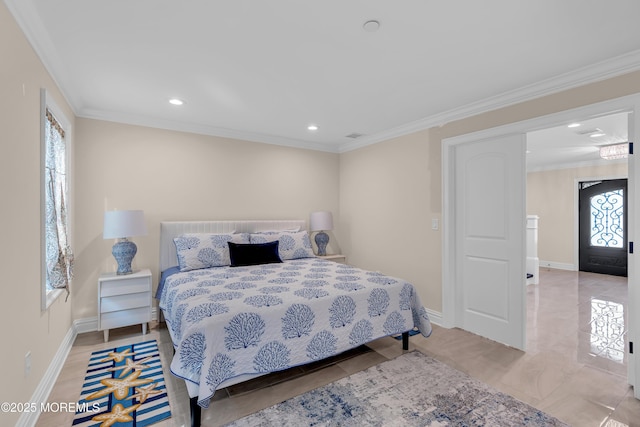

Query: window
<box><xmin>41</xmin><ymin>89</ymin><xmax>73</xmax><ymax>310</ymax></box>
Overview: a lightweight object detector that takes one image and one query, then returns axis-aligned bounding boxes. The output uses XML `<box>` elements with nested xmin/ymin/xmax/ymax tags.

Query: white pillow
<box><xmin>249</xmin><ymin>230</ymin><xmax>315</xmax><ymax>260</ymax></box>
<box><xmin>174</xmin><ymin>233</ymin><xmax>250</xmax><ymax>271</ymax></box>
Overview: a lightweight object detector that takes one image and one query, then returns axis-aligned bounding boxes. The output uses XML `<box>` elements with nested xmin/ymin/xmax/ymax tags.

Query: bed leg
<box><xmin>402</xmin><ymin>331</ymin><xmax>409</xmax><ymax>350</ymax></box>
<box><xmin>190</xmin><ymin>397</ymin><xmax>201</xmax><ymax>427</ymax></box>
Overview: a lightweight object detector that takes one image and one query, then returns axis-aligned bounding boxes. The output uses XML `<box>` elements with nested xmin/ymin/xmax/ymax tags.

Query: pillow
<box><xmin>228</xmin><ymin>241</ymin><xmax>282</xmax><ymax>267</ymax></box>
<box><xmin>249</xmin><ymin>230</ymin><xmax>316</xmax><ymax>260</ymax></box>
<box><xmin>174</xmin><ymin>232</ymin><xmax>250</xmax><ymax>271</ymax></box>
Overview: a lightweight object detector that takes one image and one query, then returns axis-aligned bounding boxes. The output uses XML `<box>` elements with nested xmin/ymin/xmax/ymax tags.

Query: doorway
<box><xmin>442</xmin><ymin>93</ymin><xmax>640</xmax><ymax>398</ymax></box>
<box><xmin>579</xmin><ymin>178</ymin><xmax>628</xmax><ymax>277</ymax></box>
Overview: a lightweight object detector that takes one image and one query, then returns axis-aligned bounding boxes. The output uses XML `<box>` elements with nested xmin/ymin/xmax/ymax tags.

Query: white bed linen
<box><xmin>159</xmin><ymin>258</ymin><xmax>432</xmax><ymax>408</ymax></box>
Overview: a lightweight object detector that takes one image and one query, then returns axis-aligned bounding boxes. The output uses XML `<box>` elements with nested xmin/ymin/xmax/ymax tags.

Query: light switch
<box><xmin>432</xmin><ymin>219</ymin><xmax>439</xmax><ymax>230</ymax></box>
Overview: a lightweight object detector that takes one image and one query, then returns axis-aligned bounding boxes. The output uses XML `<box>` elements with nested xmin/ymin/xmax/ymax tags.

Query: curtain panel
<box><xmin>44</xmin><ymin>109</ymin><xmax>73</xmax><ymax>297</ymax></box>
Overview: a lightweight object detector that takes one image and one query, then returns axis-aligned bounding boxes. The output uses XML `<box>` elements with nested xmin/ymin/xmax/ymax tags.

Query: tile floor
<box><xmin>37</xmin><ymin>268</ymin><xmax>640</xmax><ymax>426</ymax></box>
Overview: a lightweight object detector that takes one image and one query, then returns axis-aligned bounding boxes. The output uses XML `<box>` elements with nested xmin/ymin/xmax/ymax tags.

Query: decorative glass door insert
<box><xmin>590</xmin><ymin>189</ymin><xmax>624</xmax><ymax>248</ymax></box>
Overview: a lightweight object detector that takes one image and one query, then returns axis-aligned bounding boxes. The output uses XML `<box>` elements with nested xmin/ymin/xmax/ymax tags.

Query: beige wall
<box><xmin>340</xmin><ymin>71</ymin><xmax>640</xmax><ymax>315</ymax></box>
<box><xmin>339</xmin><ymin>128</ymin><xmax>443</xmax><ymax>310</ymax></box>
<box><xmin>0</xmin><ymin>3</ymin><xmax>75</xmax><ymax>425</ymax></box>
<box><xmin>527</xmin><ymin>163</ymin><xmax>628</xmax><ymax>267</ymax></box>
<box><xmin>73</xmin><ymin>119</ymin><xmax>340</xmax><ymax>320</ymax></box>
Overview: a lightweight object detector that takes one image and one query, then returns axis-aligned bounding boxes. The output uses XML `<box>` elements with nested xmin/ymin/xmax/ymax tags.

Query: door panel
<box><xmin>465</xmin><ymin>257</ymin><xmax>509</xmax><ymax>321</ymax></box>
<box><xmin>579</xmin><ymin>179</ymin><xmax>628</xmax><ymax>277</ymax></box>
<box><xmin>455</xmin><ymin>134</ymin><xmax>526</xmax><ymax>349</ymax></box>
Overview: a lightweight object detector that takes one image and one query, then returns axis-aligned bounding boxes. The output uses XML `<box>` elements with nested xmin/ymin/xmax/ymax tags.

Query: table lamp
<box><xmin>310</xmin><ymin>211</ymin><xmax>333</xmax><ymax>256</ymax></box>
<box><xmin>103</xmin><ymin>210</ymin><xmax>147</xmax><ymax>275</ymax></box>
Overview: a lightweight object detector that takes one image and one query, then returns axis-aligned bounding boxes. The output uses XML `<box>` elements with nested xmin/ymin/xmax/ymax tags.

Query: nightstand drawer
<box><xmin>100</xmin><ymin>277</ymin><xmax>150</xmax><ymax>297</ymax></box>
<box><xmin>98</xmin><ymin>269</ymin><xmax>152</xmax><ymax>342</ymax></box>
<box><xmin>100</xmin><ymin>307</ymin><xmax>151</xmax><ymax>330</ymax></box>
<box><xmin>101</xmin><ymin>292</ymin><xmax>150</xmax><ymax>313</ymax></box>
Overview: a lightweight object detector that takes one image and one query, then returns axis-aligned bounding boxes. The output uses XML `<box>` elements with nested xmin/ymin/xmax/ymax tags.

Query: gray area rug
<box><xmin>225</xmin><ymin>351</ymin><xmax>568</xmax><ymax>426</ymax></box>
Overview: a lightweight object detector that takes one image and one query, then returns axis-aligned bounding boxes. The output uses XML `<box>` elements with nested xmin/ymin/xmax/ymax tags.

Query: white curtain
<box><xmin>44</xmin><ymin>109</ymin><xmax>73</xmax><ymax>298</ymax></box>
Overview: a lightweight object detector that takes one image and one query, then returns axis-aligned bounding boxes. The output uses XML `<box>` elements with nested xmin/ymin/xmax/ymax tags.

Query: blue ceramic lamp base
<box><xmin>112</xmin><ymin>238</ymin><xmax>137</xmax><ymax>275</ymax></box>
<box><xmin>315</xmin><ymin>231</ymin><xmax>329</xmax><ymax>256</ymax></box>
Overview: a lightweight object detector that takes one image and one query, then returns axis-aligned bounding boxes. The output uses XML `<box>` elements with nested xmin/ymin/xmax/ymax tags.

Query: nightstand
<box><xmin>318</xmin><ymin>254</ymin><xmax>347</xmax><ymax>264</ymax></box>
<box><xmin>98</xmin><ymin>269</ymin><xmax>152</xmax><ymax>342</ymax></box>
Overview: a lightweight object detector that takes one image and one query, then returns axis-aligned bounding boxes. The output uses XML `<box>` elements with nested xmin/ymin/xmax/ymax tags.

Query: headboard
<box><xmin>159</xmin><ymin>220</ymin><xmax>307</xmax><ymax>271</ymax></box>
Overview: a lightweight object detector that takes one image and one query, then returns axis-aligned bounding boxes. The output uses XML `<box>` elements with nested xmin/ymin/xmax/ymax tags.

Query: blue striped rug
<box><xmin>72</xmin><ymin>340</ymin><xmax>171</xmax><ymax>427</ymax></box>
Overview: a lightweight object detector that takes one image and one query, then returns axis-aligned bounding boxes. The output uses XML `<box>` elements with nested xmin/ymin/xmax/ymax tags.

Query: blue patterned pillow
<box><xmin>249</xmin><ymin>230</ymin><xmax>316</xmax><ymax>260</ymax></box>
<box><xmin>174</xmin><ymin>233</ymin><xmax>250</xmax><ymax>271</ymax></box>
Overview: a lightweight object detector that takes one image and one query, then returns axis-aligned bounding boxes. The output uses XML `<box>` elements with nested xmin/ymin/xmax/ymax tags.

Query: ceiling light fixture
<box><xmin>567</xmin><ymin>123</ymin><xmax>581</xmax><ymax>128</ymax></box>
<box><xmin>307</xmin><ymin>124</ymin><xmax>318</xmax><ymax>131</ymax></box>
<box><xmin>590</xmin><ymin>132</ymin><xmax>606</xmax><ymax>138</ymax></box>
<box><xmin>363</xmin><ymin>20</ymin><xmax>380</xmax><ymax>32</ymax></box>
<box><xmin>599</xmin><ymin>143</ymin><xmax>629</xmax><ymax>160</ymax></box>
<box><xmin>169</xmin><ymin>98</ymin><xmax>184</xmax><ymax>106</ymax></box>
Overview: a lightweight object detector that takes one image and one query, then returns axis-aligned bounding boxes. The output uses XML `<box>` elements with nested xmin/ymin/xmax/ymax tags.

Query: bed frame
<box><xmin>159</xmin><ymin>220</ymin><xmax>409</xmax><ymax>427</ymax></box>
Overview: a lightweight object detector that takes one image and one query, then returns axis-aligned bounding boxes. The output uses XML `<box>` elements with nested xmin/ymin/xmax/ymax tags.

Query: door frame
<box><xmin>443</xmin><ymin>93</ymin><xmax>640</xmax><ymax>396</ymax></box>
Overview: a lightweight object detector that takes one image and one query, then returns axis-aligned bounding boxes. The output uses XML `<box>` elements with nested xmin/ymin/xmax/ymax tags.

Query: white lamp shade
<box><xmin>103</xmin><ymin>210</ymin><xmax>148</xmax><ymax>239</ymax></box>
<box><xmin>310</xmin><ymin>211</ymin><xmax>333</xmax><ymax>232</ymax></box>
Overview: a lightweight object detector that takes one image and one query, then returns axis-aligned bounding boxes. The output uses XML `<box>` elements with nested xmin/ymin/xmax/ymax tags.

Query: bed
<box><xmin>157</xmin><ymin>220</ymin><xmax>433</xmax><ymax>427</ymax></box>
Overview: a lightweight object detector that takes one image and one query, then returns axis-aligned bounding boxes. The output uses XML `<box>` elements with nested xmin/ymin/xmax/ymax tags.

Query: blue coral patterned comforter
<box><xmin>158</xmin><ymin>258</ymin><xmax>432</xmax><ymax>408</ymax></box>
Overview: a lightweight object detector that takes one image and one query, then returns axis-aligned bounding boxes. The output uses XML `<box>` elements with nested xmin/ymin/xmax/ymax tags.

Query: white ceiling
<box><xmin>527</xmin><ymin>111</ymin><xmax>630</xmax><ymax>171</ymax></box>
<box><xmin>7</xmin><ymin>0</ymin><xmax>640</xmax><ymax>157</ymax></box>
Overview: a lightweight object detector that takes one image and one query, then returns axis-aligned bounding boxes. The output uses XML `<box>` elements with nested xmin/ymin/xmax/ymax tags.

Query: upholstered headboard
<box><xmin>159</xmin><ymin>220</ymin><xmax>307</xmax><ymax>271</ymax></box>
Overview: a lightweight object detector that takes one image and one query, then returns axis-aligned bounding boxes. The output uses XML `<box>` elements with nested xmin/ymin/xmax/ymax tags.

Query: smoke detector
<box><xmin>363</xmin><ymin>20</ymin><xmax>380</xmax><ymax>32</ymax></box>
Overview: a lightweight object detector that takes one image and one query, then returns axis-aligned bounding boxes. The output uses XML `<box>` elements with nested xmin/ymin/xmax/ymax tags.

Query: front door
<box><xmin>579</xmin><ymin>179</ymin><xmax>628</xmax><ymax>277</ymax></box>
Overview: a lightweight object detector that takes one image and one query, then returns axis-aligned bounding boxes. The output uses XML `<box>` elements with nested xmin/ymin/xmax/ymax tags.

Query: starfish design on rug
<box><xmin>107</xmin><ymin>356</ymin><xmax>153</xmax><ymax>378</ymax></box>
<box><xmin>91</xmin><ymin>403</ymin><xmax>140</xmax><ymax>427</ymax></box>
<box><xmin>101</xmin><ymin>348</ymin><xmax>136</xmax><ymax>363</ymax></box>
<box><xmin>86</xmin><ymin>370</ymin><xmax>153</xmax><ymax>400</ymax></box>
<box><xmin>127</xmin><ymin>383</ymin><xmax>163</xmax><ymax>404</ymax></box>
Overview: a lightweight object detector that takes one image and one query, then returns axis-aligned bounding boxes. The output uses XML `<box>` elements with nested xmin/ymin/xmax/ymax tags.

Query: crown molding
<box><xmin>339</xmin><ymin>49</ymin><xmax>640</xmax><ymax>153</ymax></box>
<box><xmin>7</xmin><ymin>0</ymin><xmax>640</xmax><ymax>154</ymax></box>
<box><xmin>79</xmin><ymin>108</ymin><xmax>341</xmax><ymax>153</ymax></box>
<box><xmin>5</xmin><ymin>0</ymin><xmax>80</xmax><ymax>115</ymax></box>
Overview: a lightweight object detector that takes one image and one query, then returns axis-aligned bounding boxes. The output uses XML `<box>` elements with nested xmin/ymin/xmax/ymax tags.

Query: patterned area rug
<box><xmin>72</xmin><ymin>340</ymin><xmax>171</xmax><ymax>426</ymax></box>
<box><xmin>226</xmin><ymin>351</ymin><xmax>568</xmax><ymax>426</ymax></box>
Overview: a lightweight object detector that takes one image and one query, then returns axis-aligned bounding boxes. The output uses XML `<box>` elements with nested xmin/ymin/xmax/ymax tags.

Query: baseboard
<box><xmin>425</xmin><ymin>308</ymin><xmax>442</xmax><ymax>327</ymax></box>
<box><xmin>74</xmin><ymin>316</ymin><xmax>98</xmax><ymax>333</ymax></box>
<box><xmin>16</xmin><ymin>324</ymin><xmax>78</xmax><ymax>427</ymax></box>
<box><xmin>538</xmin><ymin>260</ymin><xmax>577</xmax><ymax>271</ymax></box>
<box><xmin>72</xmin><ymin>308</ymin><xmax>159</xmax><ymax>334</ymax></box>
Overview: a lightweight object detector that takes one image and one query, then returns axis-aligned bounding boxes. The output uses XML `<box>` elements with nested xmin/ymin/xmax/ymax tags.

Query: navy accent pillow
<box><xmin>228</xmin><ymin>241</ymin><xmax>283</xmax><ymax>267</ymax></box>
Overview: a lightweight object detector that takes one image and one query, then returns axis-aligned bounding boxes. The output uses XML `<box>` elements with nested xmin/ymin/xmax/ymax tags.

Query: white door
<box><xmin>454</xmin><ymin>133</ymin><xmax>526</xmax><ymax>350</ymax></box>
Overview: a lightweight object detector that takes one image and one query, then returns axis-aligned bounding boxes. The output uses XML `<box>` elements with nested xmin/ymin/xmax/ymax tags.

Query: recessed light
<box><xmin>567</xmin><ymin>123</ymin><xmax>581</xmax><ymax>128</ymax></box>
<box><xmin>307</xmin><ymin>124</ymin><xmax>318</xmax><ymax>131</ymax></box>
<box><xmin>590</xmin><ymin>132</ymin><xmax>606</xmax><ymax>138</ymax></box>
<box><xmin>169</xmin><ymin>98</ymin><xmax>184</xmax><ymax>106</ymax></box>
